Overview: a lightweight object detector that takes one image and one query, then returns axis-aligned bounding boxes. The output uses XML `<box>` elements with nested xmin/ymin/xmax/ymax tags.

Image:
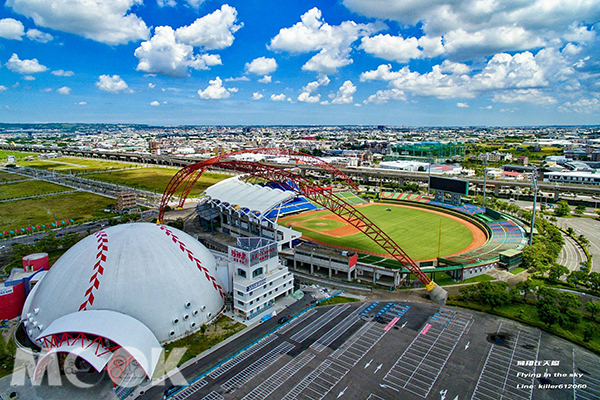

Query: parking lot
<box><xmin>166</xmin><ymin>301</ymin><xmax>600</xmax><ymax>400</ymax></box>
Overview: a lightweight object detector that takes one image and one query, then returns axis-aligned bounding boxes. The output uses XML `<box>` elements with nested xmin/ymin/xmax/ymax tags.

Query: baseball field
<box><xmin>279</xmin><ymin>203</ymin><xmax>487</xmax><ymax>261</ymax></box>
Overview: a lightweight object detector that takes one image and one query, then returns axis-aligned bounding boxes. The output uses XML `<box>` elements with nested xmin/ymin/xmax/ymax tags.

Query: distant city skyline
<box><xmin>0</xmin><ymin>0</ymin><xmax>599</xmax><ymax>126</ymax></box>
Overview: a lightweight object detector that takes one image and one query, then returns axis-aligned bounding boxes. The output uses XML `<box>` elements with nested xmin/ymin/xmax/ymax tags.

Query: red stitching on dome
<box><xmin>158</xmin><ymin>225</ymin><xmax>226</xmax><ymax>299</ymax></box>
<box><xmin>79</xmin><ymin>231</ymin><xmax>108</xmax><ymax>311</ymax></box>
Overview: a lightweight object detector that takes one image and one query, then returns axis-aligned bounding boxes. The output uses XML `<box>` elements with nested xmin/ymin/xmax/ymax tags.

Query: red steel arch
<box><xmin>158</xmin><ymin>151</ymin><xmax>446</xmax><ymax>301</ymax></box>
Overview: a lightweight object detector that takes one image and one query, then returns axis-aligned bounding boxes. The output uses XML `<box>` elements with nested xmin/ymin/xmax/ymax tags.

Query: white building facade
<box><xmin>229</xmin><ymin>238</ymin><xmax>294</xmax><ymax>320</ymax></box>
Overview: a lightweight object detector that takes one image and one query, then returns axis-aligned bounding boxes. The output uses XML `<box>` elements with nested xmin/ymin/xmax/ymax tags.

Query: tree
<box><xmin>537</xmin><ymin>300</ymin><xmax>560</xmax><ymax>327</ymax></box>
<box><xmin>536</xmin><ymin>286</ymin><xmax>558</xmax><ymax>302</ymax></box>
<box><xmin>478</xmin><ymin>282</ymin><xmax>511</xmax><ymax>310</ymax></box>
<box><xmin>559</xmin><ymin>308</ymin><xmax>582</xmax><ymax>328</ymax></box>
<box><xmin>557</xmin><ymin>292</ymin><xmax>581</xmax><ymax>311</ymax></box>
<box><xmin>589</xmin><ymin>272</ymin><xmax>600</xmax><ymax>292</ymax></box>
<box><xmin>554</xmin><ymin>200</ymin><xmax>571</xmax><ymax>217</ymax></box>
<box><xmin>548</xmin><ymin>264</ymin><xmax>569</xmax><ymax>283</ymax></box>
<box><xmin>574</xmin><ymin>205</ymin><xmax>586</xmax><ymax>215</ymax></box>
<box><xmin>584</xmin><ymin>301</ymin><xmax>600</xmax><ymax>321</ymax></box>
<box><xmin>583</xmin><ymin>323</ymin><xmax>596</xmax><ymax>342</ymax></box>
<box><xmin>515</xmin><ymin>280</ymin><xmax>534</xmax><ymax>302</ymax></box>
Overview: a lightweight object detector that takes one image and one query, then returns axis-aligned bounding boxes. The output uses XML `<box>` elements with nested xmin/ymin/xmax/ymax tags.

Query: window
<box><xmin>283</xmin><ymin>283</ymin><xmax>286</xmax><ymax>287</ymax></box>
<box><xmin>275</xmin><ymin>288</ymin><xmax>278</xmax><ymax>292</ymax></box>
<box><xmin>237</xmin><ymin>300</ymin><xmax>243</xmax><ymax>306</ymax></box>
<box><xmin>269</xmin><ymin>282</ymin><xmax>273</xmax><ymax>286</ymax></box>
<box><xmin>250</xmin><ymin>300</ymin><xmax>253</xmax><ymax>305</ymax></box>
<box><xmin>263</xmin><ymin>294</ymin><xmax>267</xmax><ymax>298</ymax></box>
<box><xmin>237</xmin><ymin>269</ymin><xmax>247</xmax><ymax>278</ymax></box>
<box><xmin>237</xmin><ymin>291</ymin><xmax>244</xmax><ymax>297</ymax></box>
<box><xmin>252</xmin><ymin>267</ymin><xmax>263</xmax><ymax>278</ymax></box>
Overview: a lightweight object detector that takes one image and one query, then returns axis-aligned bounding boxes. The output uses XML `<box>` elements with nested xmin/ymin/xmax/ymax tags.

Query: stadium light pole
<box><xmin>529</xmin><ymin>169</ymin><xmax>538</xmax><ymax>246</ymax></box>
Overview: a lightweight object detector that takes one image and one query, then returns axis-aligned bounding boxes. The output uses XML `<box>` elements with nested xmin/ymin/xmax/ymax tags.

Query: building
<box><xmin>228</xmin><ymin>237</ymin><xmax>294</xmax><ymax>320</ymax></box>
<box><xmin>197</xmin><ymin>177</ymin><xmax>311</xmax><ymax>249</ymax></box>
<box><xmin>116</xmin><ymin>191</ymin><xmax>136</xmax><ymax>212</ymax></box>
<box><xmin>15</xmin><ymin>223</ymin><xmax>226</xmax><ymax>389</ymax></box>
<box><xmin>0</xmin><ymin>253</ymin><xmax>49</xmax><ymax>320</ymax></box>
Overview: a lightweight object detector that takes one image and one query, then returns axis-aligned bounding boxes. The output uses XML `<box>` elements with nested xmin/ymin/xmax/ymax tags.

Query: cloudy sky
<box><xmin>0</xmin><ymin>0</ymin><xmax>598</xmax><ymax>126</ymax></box>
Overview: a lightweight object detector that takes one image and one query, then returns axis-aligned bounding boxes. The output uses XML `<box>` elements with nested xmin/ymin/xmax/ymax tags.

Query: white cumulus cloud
<box><xmin>364</xmin><ymin>88</ymin><xmax>406</xmax><ymax>104</ymax></box>
<box><xmin>457</xmin><ymin>102</ymin><xmax>469</xmax><ymax>108</ymax></box>
<box><xmin>175</xmin><ymin>5</ymin><xmax>241</xmax><ymax>49</ymax></box>
<box><xmin>96</xmin><ymin>74</ymin><xmax>129</xmax><ymax>92</ymax></box>
<box><xmin>56</xmin><ymin>86</ymin><xmax>71</xmax><ymax>95</ymax></box>
<box><xmin>197</xmin><ymin>77</ymin><xmax>235</xmax><ymax>99</ymax></box>
<box><xmin>331</xmin><ymin>80</ymin><xmax>356</xmax><ymax>104</ymax></box>
<box><xmin>6</xmin><ymin>53</ymin><xmax>48</xmax><ymax>74</ymax></box>
<box><xmin>270</xmin><ymin>93</ymin><xmax>287</xmax><ymax>102</ymax></box>
<box><xmin>135</xmin><ymin>26</ymin><xmax>222</xmax><ymax>78</ymax></box>
<box><xmin>6</xmin><ymin>0</ymin><xmax>149</xmax><ymax>45</ymax></box>
<box><xmin>0</xmin><ymin>18</ymin><xmax>24</xmax><ymax>40</ymax></box>
<box><xmin>52</xmin><ymin>69</ymin><xmax>74</xmax><ymax>77</ymax></box>
<box><xmin>298</xmin><ymin>76</ymin><xmax>329</xmax><ymax>103</ymax></box>
<box><xmin>245</xmin><ymin>57</ymin><xmax>278</xmax><ymax>75</ymax></box>
<box><xmin>150</xmin><ymin>100</ymin><xmax>160</xmax><ymax>106</ymax></box>
<box><xmin>251</xmin><ymin>92</ymin><xmax>263</xmax><ymax>100</ymax></box>
<box><xmin>258</xmin><ymin>75</ymin><xmax>272</xmax><ymax>84</ymax></box>
<box><xmin>26</xmin><ymin>28</ymin><xmax>53</xmax><ymax>43</ymax></box>
<box><xmin>269</xmin><ymin>7</ymin><xmax>382</xmax><ymax>74</ymax></box>
<box><xmin>0</xmin><ymin>86</ymin><xmax>7</xmax><ymax>93</ymax></box>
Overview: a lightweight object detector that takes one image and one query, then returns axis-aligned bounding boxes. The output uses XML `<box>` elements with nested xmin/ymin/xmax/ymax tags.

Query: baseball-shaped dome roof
<box><xmin>22</xmin><ymin>223</ymin><xmax>225</xmax><ymax>344</ymax></box>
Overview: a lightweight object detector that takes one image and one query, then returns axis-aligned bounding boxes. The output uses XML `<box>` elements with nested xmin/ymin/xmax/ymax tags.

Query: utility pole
<box><xmin>529</xmin><ymin>169</ymin><xmax>538</xmax><ymax>246</ymax></box>
<box><xmin>482</xmin><ymin>154</ymin><xmax>488</xmax><ymax>207</ymax></box>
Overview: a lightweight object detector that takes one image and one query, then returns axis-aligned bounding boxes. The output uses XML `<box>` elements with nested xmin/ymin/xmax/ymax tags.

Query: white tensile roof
<box><xmin>35</xmin><ymin>310</ymin><xmax>161</xmax><ymax>379</ymax></box>
<box><xmin>204</xmin><ymin>176</ymin><xmax>296</xmax><ymax>216</ymax></box>
<box><xmin>22</xmin><ymin>223</ymin><xmax>225</xmax><ymax>347</ymax></box>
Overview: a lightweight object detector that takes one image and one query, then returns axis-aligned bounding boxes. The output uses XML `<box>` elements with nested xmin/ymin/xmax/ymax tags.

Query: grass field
<box><xmin>0</xmin><ymin>149</ymin><xmax>37</xmax><ymax>161</ymax></box>
<box><xmin>0</xmin><ymin>171</ymin><xmax>26</xmax><ymax>182</ymax></box>
<box><xmin>280</xmin><ymin>204</ymin><xmax>475</xmax><ymax>261</ymax></box>
<box><xmin>0</xmin><ymin>192</ymin><xmax>115</xmax><ymax>232</ymax></box>
<box><xmin>89</xmin><ymin>167</ymin><xmax>231</xmax><ymax>196</ymax></box>
<box><xmin>0</xmin><ymin>180</ymin><xmax>72</xmax><ymax>200</ymax></box>
<box><xmin>20</xmin><ymin>157</ymin><xmax>139</xmax><ymax>173</ymax></box>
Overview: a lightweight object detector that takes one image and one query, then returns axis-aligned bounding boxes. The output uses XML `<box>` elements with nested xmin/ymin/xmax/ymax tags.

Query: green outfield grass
<box><xmin>281</xmin><ymin>204</ymin><xmax>475</xmax><ymax>261</ymax></box>
<box><xmin>0</xmin><ymin>170</ymin><xmax>26</xmax><ymax>182</ymax></box>
<box><xmin>89</xmin><ymin>167</ymin><xmax>231</xmax><ymax>196</ymax></box>
<box><xmin>20</xmin><ymin>157</ymin><xmax>139</xmax><ymax>173</ymax></box>
<box><xmin>0</xmin><ymin>180</ymin><xmax>72</xmax><ymax>200</ymax></box>
<box><xmin>0</xmin><ymin>191</ymin><xmax>115</xmax><ymax>232</ymax></box>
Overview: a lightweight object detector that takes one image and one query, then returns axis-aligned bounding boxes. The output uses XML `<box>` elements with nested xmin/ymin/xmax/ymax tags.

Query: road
<box><xmin>557</xmin><ymin>217</ymin><xmax>600</xmax><ymax>273</ymax></box>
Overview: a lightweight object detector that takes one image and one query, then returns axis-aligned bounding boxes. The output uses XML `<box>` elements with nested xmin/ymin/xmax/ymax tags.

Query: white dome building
<box><xmin>18</xmin><ymin>223</ymin><xmax>226</xmax><ymax>383</ymax></box>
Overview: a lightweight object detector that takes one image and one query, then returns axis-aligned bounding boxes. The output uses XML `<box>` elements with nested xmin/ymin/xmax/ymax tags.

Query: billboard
<box><xmin>430</xmin><ymin>176</ymin><xmax>469</xmax><ymax>195</ymax></box>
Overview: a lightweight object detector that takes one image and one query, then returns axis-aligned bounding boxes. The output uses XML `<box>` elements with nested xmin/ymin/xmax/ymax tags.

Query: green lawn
<box><xmin>20</xmin><ymin>157</ymin><xmax>139</xmax><ymax>173</ymax></box>
<box><xmin>0</xmin><ymin>149</ymin><xmax>37</xmax><ymax>161</ymax></box>
<box><xmin>0</xmin><ymin>180</ymin><xmax>72</xmax><ymax>200</ymax></box>
<box><xmin>281</xmin><ymin>204</ymin><xmax>474</xmax><ymax>261</ymax></box>
<box><xmin>318</xmin><ymin>296</ymin><xmax>360</xmax><ymax>306</ymax></box>
<box><xmin>89</xmin><ymin>167</ymin><xmax>231</xmax><ymax>196</ymax></box>
<box><xmin>0</xmin><ymin>192</ymin><xmax>115</xmax><ymax>232</ymax></box>
<box><xmin>0</xmin><ymin>171</ymin><xmax>26</xmax><ymax>182</ymax></box>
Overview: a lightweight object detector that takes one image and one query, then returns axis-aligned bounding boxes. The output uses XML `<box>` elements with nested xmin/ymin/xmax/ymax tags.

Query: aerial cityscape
<box><xmin>0</xmin><ymin>1</ymin><xmax>600</xmax><ymax>400</ymax></box>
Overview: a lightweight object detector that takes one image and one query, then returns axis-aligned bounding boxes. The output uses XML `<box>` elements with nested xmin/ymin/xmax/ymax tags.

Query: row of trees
<box><xmin>458</xmin><ymin>281</ymin><xmax>598</xmax><ymax>341</ymax></box>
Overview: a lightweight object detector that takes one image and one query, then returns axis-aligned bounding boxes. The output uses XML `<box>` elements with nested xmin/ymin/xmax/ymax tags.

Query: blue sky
<box><xmin>0</xmin><ymin>0</ymin><xmax>599</xmax><ymax>126</ymax></box>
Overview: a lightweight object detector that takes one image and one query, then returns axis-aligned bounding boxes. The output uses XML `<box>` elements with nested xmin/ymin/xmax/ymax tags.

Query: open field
<box><xmin>0</xmin><ymin>191</ymin><xmax>115</xmax><ymax>232</ymax></box>
<box><xmin>0</xmin><ymin>171</ymin><xmax>26</xmax><ymax>182</ymax></box>
<box><xmin>20</xmin><ymin>157</ymin><xmax>139</xmax><ymax>173</ymax></box>
<box><xmin>0</xmin><ymin>150</ymin><xmax>37</xmax><ymax>161</ymax></box>
<box><xmin>89</xmin><ymin>167</ymin><xmax>231</xmax><ymax>196</ymax></box>
<box><xmin>280</xmin><ymin>203</ymin><xmax>481</xmax><ymax>261</ymax></box>
<box><xmin>0</xmin><ymin>180</ymin><xmax>72</xmax><ymax>200</ymax></box>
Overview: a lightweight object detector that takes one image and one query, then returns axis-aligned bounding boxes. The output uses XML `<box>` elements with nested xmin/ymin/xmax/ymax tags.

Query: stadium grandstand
<box><xmin>197</xmin><ymin>176</ymin><xmax>317</xmax><ymax>249</ymax></box>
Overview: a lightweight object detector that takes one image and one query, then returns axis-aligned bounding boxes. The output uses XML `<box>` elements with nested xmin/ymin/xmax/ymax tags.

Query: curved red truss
<box><xmin>160</xmin><ymin>148</ymin><xmax>357</xmax><ymax>217</ymax></box>
<box><xmin>159</xmin><ymin>157</ymin><xmax>434</xmax><ymax>287</ymax></box>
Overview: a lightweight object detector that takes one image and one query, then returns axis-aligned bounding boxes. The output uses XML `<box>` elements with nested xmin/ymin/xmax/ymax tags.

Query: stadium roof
<box><xmin>204</xmin><ymin>176</ymin><xmax>296</xmax><ymax>217</ymax></box>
